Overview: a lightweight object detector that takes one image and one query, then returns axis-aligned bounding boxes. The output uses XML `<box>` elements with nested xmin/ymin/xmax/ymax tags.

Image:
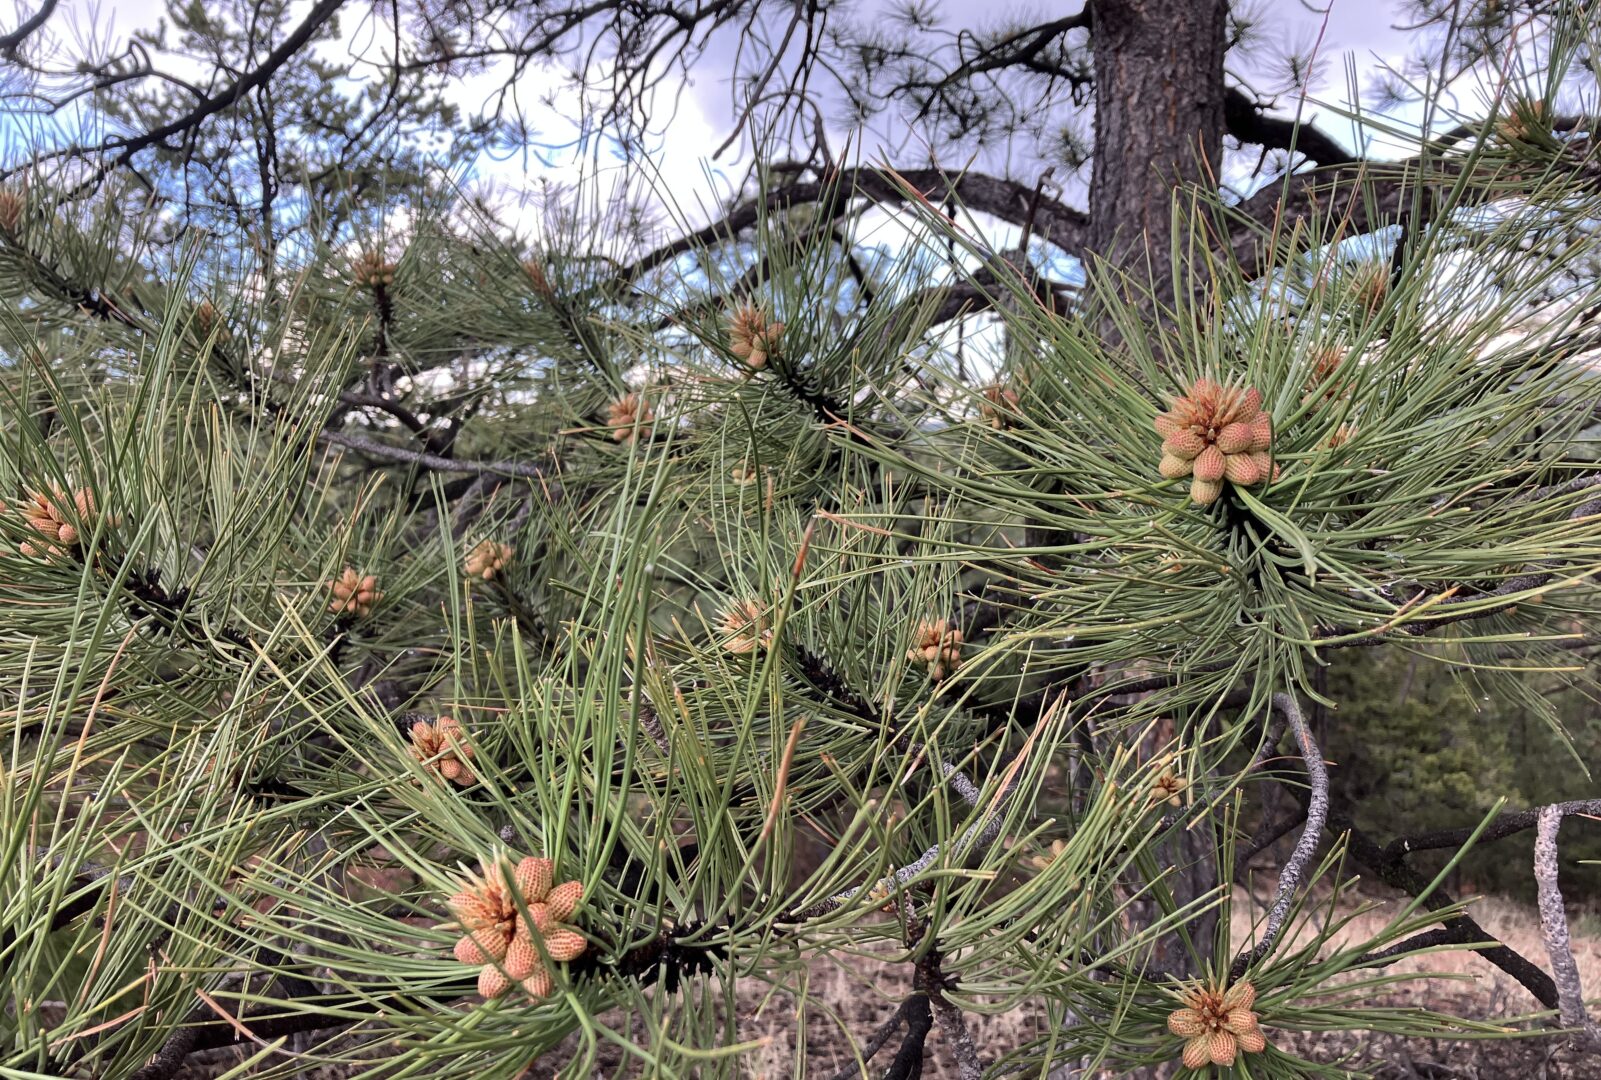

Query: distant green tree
<box><xmin>1322</xmin><ymin>648</ymin><xmax>1601</xmax><ymax>899</ymax></box>
<box><xmin>6</xmin><ymin>0</ymin><xmax>476</xmax><ymax>260</ymax></box>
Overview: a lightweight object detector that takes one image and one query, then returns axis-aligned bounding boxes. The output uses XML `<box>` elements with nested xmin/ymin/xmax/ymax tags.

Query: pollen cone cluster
<box><xmin>328</xmin><ymin>567</ymin><xmax>382</xmax><ymax>618</ymax></box>
<box><xmin>1167</xmin><ymin>980</ymin><xmax>1267</xmax><ymax>1069</ymax></box>
<box><xmin>1155</xmin><ymin>379</ymin><xmax>1273</xmax><ymax>506</ymax></box>
<box><xmin>908</xmin><ymin>619</ymin><xmax>962</xmax><ymax>680</ymax></box>
<box><xmin>728</xmin><ymin>305</ymin><xmax>784</xmax><ymax>371</ymax></box>
<box><xmin>1150</xmin><ymin>768</ymin><xmax>1187</xmax><ymax>808</ymax></box>
<box><xmin>719</xmin><ymin>598</ymin><xmax>771</xmax><ymax>654</ymax></box>
<box><xmin>447</xmin><ymin>856</ymin><xmax>586</xmax><ymax>1000</ymax></box>
<box><xmin>1348</xmin><ymin>262</ymin><xmax>1389</xmax><ymax>315</ymax></box>
<box><xmin>465</xmin><ymin>539</ymin><xmax>514</xmax><ymax>581</ymax></box>
<box><xmin>1496</xmin><ymin>100</ymin><xmax>1550</xmax><ymax>143</ymax></box>
<box><xmin>1304</xmin><ymin>344</ymin><xmax>1350</xmax><ymax>402</ymax></box>
<box><xmin>16</xmin><ymin>486</ymin><xmax>109</xmax><ymax>560</ymax></box>
<box><xmin>352</xmin><ymin>251</ymin><xmax>397</xmax><ymax>288</ymax></box>
<box><xmin>979</xmin><ymin>383</ymin><xmax>1021</xmax><ymax>429</ymax></box>
<box><xmin>607</xmin><ymin>393</ymin><xmax>654</xmax><ymax>443</ymax></box>
<box><xmin>194</xmin><ymin>299</ymin><xmax>230</xmax><ymax>340</ymax></box>
<box><xmin>0</xmin><ymin>189</ymin><xmax>23</xmax><ymax>233</ymax></box>
<box><xmin>1027</xmin><ymin>838</ymin><xmax>1067</xmax><ymax>871</ymax></box>
<box><xmin>409</xmin><ymin>715</ymin><xmax>474</xmax><ymax>786</ymax></box>
<box><xmin>523</xmin><ymin>258</ymin><xmax>554</xmax><ymax>300</ymax></box>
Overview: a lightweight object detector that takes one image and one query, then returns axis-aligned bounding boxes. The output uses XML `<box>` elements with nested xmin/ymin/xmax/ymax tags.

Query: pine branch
<box><xmin>3</xmin><ymin>0</ymin><xmax>347</xmax><ymax>186</ymax></box>
<box><xmin>1317</xmin><ymin>485</ymin><xmax>1601</xmax><ymax>641</ymax></box>
<box><xmin>120</xmin><ymin>922</ymin><xmax>735</xmax><ymax>1080</ymax></box>
<box><xmin>0</xmin><ymin>0</ymin><xmax>57</xmax><ymax>55</ymax></box>
<box><xmin>794</xmin><ymin>744</ymin><xmax>1030</xmax><ymax>920</ymax></box>
<box><xmin>793</xmin><ymin>646</ymin><xmax>892</xmax><ymax>734</ymax></box>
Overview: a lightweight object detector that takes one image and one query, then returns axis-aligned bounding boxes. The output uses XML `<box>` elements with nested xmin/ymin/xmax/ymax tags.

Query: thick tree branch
<box><xmin>316</xmin><ymin>429</ymin><xmax>553</xmax><ymax>481</ymax></box>
<box><xmin>1223</xmin><ymin>86</ymin><xmax>1358</xmax><ymax>167</ymax></box>
<box><xmin>629</xmin><ymin>165</ymin><xmax>1089</xmax><ymax>279</ymax></box>
<box><xmin>919</xmin><ymin>949</ymin><xmax>985</xmax><ymax>1080</ymax></box>
<box><xmin>0</xmin><ymin>0</ymin><xmax>56</xmax><ymax>54</ymax></box>
<box><xmin>910</xmin><ymin>263</ymin><xmax>1075</xmax><ymax>326</ymax></box>
<box><xmin>1226</xmin><ymin>136</ymin><xmax>1595</xmax><ymax>280</ymax></box>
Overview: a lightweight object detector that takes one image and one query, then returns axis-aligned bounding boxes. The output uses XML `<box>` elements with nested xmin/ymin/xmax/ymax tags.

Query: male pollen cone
<box><xmin>1154</xmin><ymin>378</ymin><xmax>1273</xmax><ymax>505</ymax></box>
<box><xmin>447</xmin><ymin>855</ymin><xmax>587</xmax><ymax>1001</ymax></box>
<box><xmin>1166</xmin><ymin>980</ymin><xmax>1268</xmax><ymax>1069</ymax></box>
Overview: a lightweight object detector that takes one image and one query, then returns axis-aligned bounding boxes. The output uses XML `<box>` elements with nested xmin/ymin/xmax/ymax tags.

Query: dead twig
<box><xmin>1534</xmin><ymin>803</ymin><xmax>1601</xmax><ymax>1051</ymax></box>
<box><xmin>1229</xmin><ymin>692</ymin><xmax>1328</xmax><ymax>981</ymax></box>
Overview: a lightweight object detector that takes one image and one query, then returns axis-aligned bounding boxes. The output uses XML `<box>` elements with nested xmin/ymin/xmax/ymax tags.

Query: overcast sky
<box><xmin>7</xmin><ymin>0</ymin><xmax>1518</xmax><ymax>245</ymax></box>
<box><xmin>447</xmin><ymin>0</ymin><xmax>1429</xmax><ymax>239</ymax></box>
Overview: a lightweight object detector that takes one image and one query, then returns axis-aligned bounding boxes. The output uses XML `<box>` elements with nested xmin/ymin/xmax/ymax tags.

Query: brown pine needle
<box><xmin>761</xmin><ymin>714</ymin><xmax>808</xmax><ymax>843</ymax></box>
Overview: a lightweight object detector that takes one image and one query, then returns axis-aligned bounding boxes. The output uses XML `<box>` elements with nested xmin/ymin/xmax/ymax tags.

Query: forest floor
<box><xmin>728</xmin><ymin>886</ymin><xmax>1601</xmax><ymax>1080</ymax></box>
<box><xmin>166</xmin><ymin>884</ymin><xmax>1601</xmax><ymax>1079</ymax></box>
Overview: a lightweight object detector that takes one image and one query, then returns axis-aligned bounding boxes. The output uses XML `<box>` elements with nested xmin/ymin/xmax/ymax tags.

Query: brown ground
<box><xmin>162</xmin><ymin>886</ymin><xmax>1601</xmax><ymax>1079</ymax></box>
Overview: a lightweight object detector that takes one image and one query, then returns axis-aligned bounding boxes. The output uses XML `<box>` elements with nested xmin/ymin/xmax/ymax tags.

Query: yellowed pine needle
<box><xmin>761</xmin><ymin>714</ymin><xmax>809</xmax><ymax>843</ymax></box>
<box><xmin>47</xmin><ymin>1005</ymin><xmax>146</xmax><ymax>1050</ymax></box>
<box><xmin>814</xmin><ymin>509</ymin><xmax>893</xmax><ymax>537</ymax></box>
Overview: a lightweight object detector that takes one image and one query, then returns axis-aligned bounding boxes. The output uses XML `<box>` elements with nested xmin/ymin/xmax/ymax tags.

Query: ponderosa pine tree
<box><xmin>2</xmin><ymin>0</ymin><xmax>1601</xmax><ymax>1078</ymax></box>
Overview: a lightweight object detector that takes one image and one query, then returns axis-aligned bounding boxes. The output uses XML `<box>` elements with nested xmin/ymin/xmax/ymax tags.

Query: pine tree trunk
<box><xmin>1089</xmin><ymin>0</ymin><xmax>1228</xmax><ymax>304</ymax></box>
<box><xmin>1079</xmin><ymin>8</ymin><xmax>1229</xmax><ymax>1074</ymax></box>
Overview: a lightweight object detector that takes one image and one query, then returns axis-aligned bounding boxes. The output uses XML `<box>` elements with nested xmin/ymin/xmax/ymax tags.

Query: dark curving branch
<box><xmin>880</xmin><ymin>991</ymin><xmax>934</xmax><ymax>1080</ymax></box>
<box><xmin>626</xmin><ymin>165</ymin><xmax>1091</xmax><ymax>281</ymax></box>
<box><xmin>0</xmin><ymin>0</ymin><xmax>57</xmax><ymax>55</ymax></box>
<box><xmin>1223</xmin><ymin>86</ymin><xmax>1358</xmax><ymax>167</ymax></box>
<box><xmin>1293</xmin><ymin>789</ymin><xmax>1561</xmax><ymax>1010</ymax></box>
<box><xmin>1232</xmin><ymin>807</ymin><xmax>1308</xmax><ymax>882</ymax></box>
<box><xmin>3</xmin><ymin>0</ymin><xmax>347</xmax><ymax>185</ymax></box>
<box><xmin>820</xmin><ymin>995</ymin><xmax>929</xmax><ymax>1080</ymax></box>
<box><xmin>1383</xmin><ymin>799</ymin><xmax>1601</xmax><ymax>862</ymax></box>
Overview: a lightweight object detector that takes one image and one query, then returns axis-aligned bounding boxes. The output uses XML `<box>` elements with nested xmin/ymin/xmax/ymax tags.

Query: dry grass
<box><xmin>164</xmin><ymin>884</ymin><xmax>1600</xmax><ymax>1079</ymax></box>
<box><xmin>728</xmin><ymin>886</ymin><xmax>1601</xmax><ymax>1079</ymax></box>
